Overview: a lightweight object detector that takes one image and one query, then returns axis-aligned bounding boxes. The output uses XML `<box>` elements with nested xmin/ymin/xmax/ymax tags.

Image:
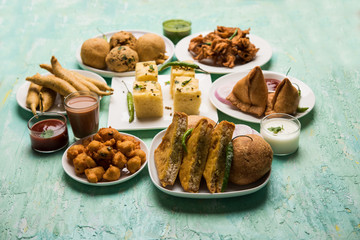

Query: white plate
<box><xmin>148</xmin><ymin>127</ymin><xmax>270</xmax><ymax>199</ymax></box>
<box><xmin>107</xmin><ymin>73</ymin><xmax>218</xmax><ymax>131</ymax></box>
<box><xmin>62</xmin><ymin>132</ymin><xmax>149</xmax><ymax>186</ymax></box>
<box><xmin>175</xmin><ymin>31</ymin><xmax>272</xmax><ymax>74</ymax></box>
<box><xmin>17</xmin><ymin>69</ymin><xmax>107</xmax><ymax>115</ymax></box>
<box><xmin>76</xmin><ymin>30</ymin><xmax>175</xmax><ymax>78</ymax></box>
<box><xmin>209</xmin><ymin>70</ymin><xmax>316</xmax><ymax>123</ymax></box>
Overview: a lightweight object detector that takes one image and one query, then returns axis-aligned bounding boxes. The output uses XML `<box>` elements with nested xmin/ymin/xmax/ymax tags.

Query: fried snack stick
<box><xmin>26</xmin><ymin>73</ymin><xmax>77</xmax><ymax>96</ymax></box>
<box><xmin>26</xmin><ymin>83</ymin><xmax>42</xmax><ymax>115</ymax></box>
<box><xmin>40</xmin><ymin>63</ymin><xmax>114</xmax><ymax>92</ymax></box>
<box><xmin>72</xmin><ymin>73</ymin><xmax>113</xmax><ymax>96</ymax></box>
<box><xmin>51</xmin><ymin>56</ymin><xmax>89</xmax><ymax>91</ymax></box>
<box><xmin>39</xmin><ymin>63</ymin><xmax>53</xmax><ymax>74</ymax></box>
<box><xmin>50</xmin><ymin>58</ymin><xmax>112</xmax><ymax>96</ymax></box>
<box><xmin>72</xmin><ymin>71</ymin><xmax>114</xmax><ymax>92</ymax></box>
<box><xmin>39</xmin><ymin>87</ymin><xmax>56</xmax><ymax>112</ymax></box>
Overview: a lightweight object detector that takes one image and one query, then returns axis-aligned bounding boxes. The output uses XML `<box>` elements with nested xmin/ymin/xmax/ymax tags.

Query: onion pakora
<box><xmin>188</xmin><ymin>26</ymin><xmax>259</xmax><ymax>68</ymax></box>
<box><xmin>67</xmin><ymin>127</ymin><xmax>146</xmax><ymax>183</ymax></box>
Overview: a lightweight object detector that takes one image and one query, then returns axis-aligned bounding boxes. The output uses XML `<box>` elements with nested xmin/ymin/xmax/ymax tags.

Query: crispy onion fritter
<box><xmin>188</xmin><ymin>26</ymin><xmax>259</xmax><ymax>68</ymax></box>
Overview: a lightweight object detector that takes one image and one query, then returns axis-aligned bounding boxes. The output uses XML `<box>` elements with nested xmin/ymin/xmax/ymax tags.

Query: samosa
<box><xmin>265</xmin><ymin>78</ymin><xmax>300</xmax><ymax>115</ymax></box>
<box><xmin>226</xmin><ymin>66</ymin><xmax>268</xmax><ymax>117</ymax></box>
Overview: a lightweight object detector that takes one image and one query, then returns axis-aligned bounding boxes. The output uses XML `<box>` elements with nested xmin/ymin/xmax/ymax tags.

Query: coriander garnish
<box><xmin>268</xmin><ymin>125</ymin><xmax>284</xmax><ymax>134</ymax></box>
<box><xmin>181</xmin><ymin>78</ymin><xmax>192</xmax><ymax>87</ymax></box>
<box><xmin>149</xmin><ymin>65</ymin><xmax>154</xmax><ymax>72</ymax></box>
<box><xmin>134</xmin><ymin>84</ymin><xmax>145</xmax><ymax>90</ymax></box>
<box><xmin>165</xmin><ymin>81</ymin><xmax>170</xmax><ymax>85</ymax></box>
<box><xmin>297</xmin><ymin>107</ymin><xmax>309</xmax><ymax>113</ymax></box>
<box><xmin>40</xmin><ymin>129</ymin><xmax>54</xmax><ymax>138</ymax></box>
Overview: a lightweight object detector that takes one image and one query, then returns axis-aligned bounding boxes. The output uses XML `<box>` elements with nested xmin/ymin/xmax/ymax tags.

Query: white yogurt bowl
<box><xmin>260</xmin><ymin>113</ymin><xmax>301</xmax><ymax>156</ymax></box>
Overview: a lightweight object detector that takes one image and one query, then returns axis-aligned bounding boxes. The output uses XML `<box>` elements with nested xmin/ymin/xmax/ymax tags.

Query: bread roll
<box><xmin>229</xmin><ymin>134</ymin><xmax>273</xmax><ymax>185</ymax></box>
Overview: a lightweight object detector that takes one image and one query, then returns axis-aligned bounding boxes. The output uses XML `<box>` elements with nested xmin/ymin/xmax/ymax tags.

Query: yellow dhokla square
<box><xmin>173</xmin><ymin>76</ymin><xmax>201</xmax><ymax>115</ymax></box>
<box><xmin>135</xmin><ymin>61</ymin><xmax>158</xmax><ymax>81</ymax></box>
<box><xmin>133</xmin><ymin>80</ymin><xmax>163</xmax><ymax>118</ymax></box>
<box><xmin>170</xmin><ymin>61</ymin><xmax>195</xmax><ymax>97</ymax></box>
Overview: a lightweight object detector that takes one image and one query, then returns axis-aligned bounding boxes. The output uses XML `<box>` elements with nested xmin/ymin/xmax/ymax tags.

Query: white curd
<box><xmin>260</xmin><ymin>114</ymin><xmax>301</xmax><ymax>156</ymax></box>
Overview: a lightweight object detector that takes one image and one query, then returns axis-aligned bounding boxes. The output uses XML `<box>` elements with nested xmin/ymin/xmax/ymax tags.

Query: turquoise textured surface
<box><xmin>0</xmin><ymin>0</ymin><xmax>359</xmax><ymax>239</ymax></box>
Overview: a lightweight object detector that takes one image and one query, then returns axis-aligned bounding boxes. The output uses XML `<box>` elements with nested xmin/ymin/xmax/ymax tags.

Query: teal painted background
<box><xmin>0</xmin><ymin>0</ymin><xmax>359</xmax><ymax>239</ymax></box>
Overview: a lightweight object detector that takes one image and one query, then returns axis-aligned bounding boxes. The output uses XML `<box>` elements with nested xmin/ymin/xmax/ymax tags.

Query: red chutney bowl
<box><xmin>27</xmin><ymin>113</ymin><xmax>69</xmax><ymax>153</ymax></box>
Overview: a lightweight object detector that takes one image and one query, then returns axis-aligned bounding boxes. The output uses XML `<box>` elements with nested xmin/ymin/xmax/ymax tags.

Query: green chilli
<box><xmin>229</xmin><ymin>29</ymin><xmax>238</xmax><ymax>40</ymax></box>
<box><xmin>122</xmin><ymin>80</ymin><xmax>134</xmax><ymax>123</ymax></box>
<box><xmin>182</xmin><ymin>128</ymin><xmax>193</xmax><ymax>153</ymax></box>
<box><xmin>159</xmin><ymin>61</ymin><xmax>200</xmax><ymax>72</ymax></box>
<box><xmin>221</xmin><ymin>141</ymin><xmax>233</xmax><ymax>192</ymax></box>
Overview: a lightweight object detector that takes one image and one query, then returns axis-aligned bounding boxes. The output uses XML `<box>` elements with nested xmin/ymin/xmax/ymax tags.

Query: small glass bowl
<box><xmin>28</xmin><ymin>112</ymin><xmax>69</xmax><ymax>153</ymax></box>
<box><xmin>260</xmin><ymin>113</ymin><xmax>301</xmax><ymax>156</ymax></box>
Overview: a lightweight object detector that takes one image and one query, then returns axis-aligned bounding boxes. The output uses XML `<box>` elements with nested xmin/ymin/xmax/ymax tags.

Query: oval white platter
<box><xmin>148</xmin><ymin>126</ymin><xmax>271</xmax><ymax>199</ymax></box>
<box><xmin>175</xmin><ymin>31</ymin><xmax>272</xmax><ymax>74</ymax></box>
<box><xmin>209</xmin><ymin>70</ymin><xmax>316</xmax><ymax>123</ymax></box>
<box><xmin>17</xmin><ymin>69</ymin><xmax>107</xmax><ymax>115</ymax></box>
<box><xmin>62</xmin><ymin>132</ymin><xmax>148</xmax><ymax>186</ymax></box>
<box><xmin>76</xmin><ymin>29</ymin><xmax>175</xmax><ymax>78</ymax></box>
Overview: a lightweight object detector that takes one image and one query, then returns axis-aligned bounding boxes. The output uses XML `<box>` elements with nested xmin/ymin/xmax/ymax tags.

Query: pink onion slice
<box><xmin>214</xmin><ymin>85</ymin><xmax>232</xmax><ymax>105</ymax></box>
<box><xmin>233</xmin><ymin>124</ymin><xmax>261</xmax><ymax>138</ymax></box>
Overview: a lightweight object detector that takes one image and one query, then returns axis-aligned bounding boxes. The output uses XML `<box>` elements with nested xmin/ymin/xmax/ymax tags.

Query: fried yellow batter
<box><xmin>67</xmin><ymin>127</ymin><xmax>146</xmax><ymax>183</ymax></box>
<box><xmin>188</xmin><ymin>26</ymin><xmax>259</xmax><ymax>68</ymax></box>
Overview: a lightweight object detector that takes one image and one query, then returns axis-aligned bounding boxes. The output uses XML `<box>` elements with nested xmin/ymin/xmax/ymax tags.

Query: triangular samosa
<box><xmin>265</xmin><ymin>78</ymin><xmax>300</xmax><ymax>115</ymax></box>
<box><xmin>226</xmin><ymin>66</ymin><xmax>268</xmax><ymax>117</ymax></box>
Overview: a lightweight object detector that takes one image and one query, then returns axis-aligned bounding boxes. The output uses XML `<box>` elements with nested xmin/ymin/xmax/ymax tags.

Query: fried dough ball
<box><xmin>81</xmin><ymin>38</ymin><xmax>110</xmax><ymax>69</ymax></box>
<box><xmin>103</xmin><ymin>165</ymin><xmax>121</xmax><ymax>181</ymax></box>
<box><xmin>93</xmin><ymin>127</ymin><xmax>122</xmax><ymax>143</ymax></box>
<box><xmin>105</xmin><ymin>46</ymin><xmax>139</xmax><ymax>72</ymax></box>
<box><xmin>93</xmin><ymin>146</ymin><xmax>114</xmax><ymax>170</ymax></box>
<box><xmin>109</xmin><ymin>31</ymin><xmax>137</xmax><ymax>50</ymax></box>
<box><xmin>82</xmin><ymin>137</ymin><xmax>92</xmax><ymax>147</ymax></box>
<box><xmin>104</xmin><ymin>138</ymin><xmax>116</xmax><ymax>147</ymax></box>
<box><xmin>116</xmin><ymin>140</ymin><xmax>135</xmax><ymax>157</ymax></box>
<box><xmin>129</xmin><ymin>149</ymin><xmax>146</xmax><ymax>164</ymax></box>
<box><xmin>112</xmin><ymin>151</ymin><xmax>127</xmax><ymax>169</ymax></box>
<box><xmin>96</xmin><ymin>146</ymin><xmax>114</xmax><ymax>161</ymax></box>
<box><xmin>136</xmin><ymin>33</ymin><xmax>166</xmax><ymax>63</ymax></box>
<box><xmin>86</xmin><ymin>156</ymin><xmax>97</xmax><ymax>168</ymax></box>
<box><xmin>67</xmin><ymin>144</ymin><xmax>85</xmax><ymax>161</ymax></box>
<box><xmin>86</xmin><ymin>140</ymin><xmax>102</xmax><ymax>155</ymax></box>
<box><xmin>127</xmin><ymin>156</ymin><xmax>142</xmax><ymax>174</ymax></box>
<box><xmin>120</xmin><ymin>135</ymin><xmax>140</xmax><ymax>149</ymax></box>
<box><xmin>73</xmin><ymin>153</ymin><xmax>90</xmax><ymax>175</ymax></box>
<box><xmin>85</xmin><ymin>166</ymin><xmax>105</xmax><ymax>183</ymax></box>
<box><xmin>86</xmin><ymin>140</ymin><xmax>114</xmax><ymax>169</ymax></box>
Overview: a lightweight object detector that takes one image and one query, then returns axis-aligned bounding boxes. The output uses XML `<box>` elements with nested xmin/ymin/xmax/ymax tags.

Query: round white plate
<box><xmin>76</xmin><ymin>30</ymin><xmax>175</xmax><ymax>78</ymax></box>
<box><xmin>148</xmin><ymin>126</ymin><xmax>270</xmax><ymax>199</ymax></box>
<box><xmin>175</xmin><ymin>31</ymin><xmax>272</xmax><ymax>74</ymax></box>
<box><xmin>17</xmin><ymin>69</ymin><xmax>107</xmax><ymax>115</ymax></box>
<box><xmin>62</xmin><ymin>132</ymin><xmax>149</xmax><ymax>186</ymax></box>
<box><xmin>209</xmin><ymin>70</ymin><xmax>316</xmax><ymax>123</ymax></box>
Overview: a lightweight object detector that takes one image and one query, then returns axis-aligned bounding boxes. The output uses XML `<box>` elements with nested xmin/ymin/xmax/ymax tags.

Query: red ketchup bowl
<box><xmin>28</xmin><ymin>113</ymin><xmax>69</xmax><ymax>153</ymax></box>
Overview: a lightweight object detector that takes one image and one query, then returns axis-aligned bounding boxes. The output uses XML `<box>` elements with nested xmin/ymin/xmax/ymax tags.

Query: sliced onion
<box><xmin>233</xmin><ymin>124</ymin><xmax>261</xmax><ymax>138</ymax></box>
<box><xmin>214</xmin><ymin>85</ymin><xmax>232</xmax><ymax>105</ymax></box>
